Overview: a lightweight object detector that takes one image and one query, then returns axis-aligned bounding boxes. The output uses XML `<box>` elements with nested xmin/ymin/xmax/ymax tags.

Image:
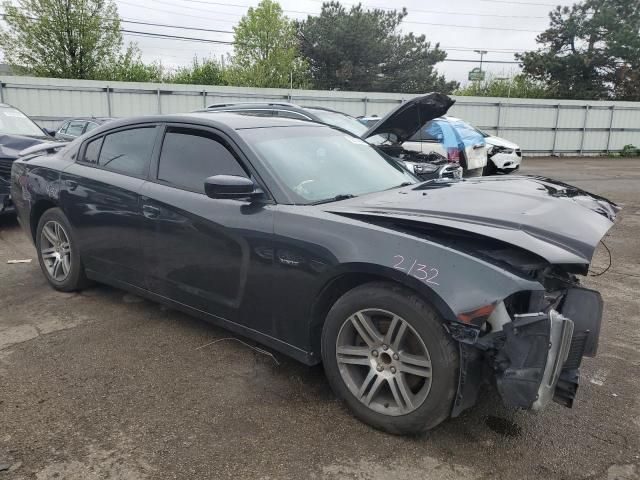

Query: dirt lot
<box><xmin>0</xmin><ymin>157</ymin><xmax>638</xmax><ymax>480</ymax></box>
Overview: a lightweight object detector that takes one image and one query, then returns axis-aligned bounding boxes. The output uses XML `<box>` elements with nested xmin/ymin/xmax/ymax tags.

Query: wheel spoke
<box><xmin>60</xmin><ymin>242</ymin><xmax>71</xmax><ymax>254</ymax></box>
<box><xmin>363</xmin><ymin>375</ymin><xmax>385</xmax><ymax>405</ymax></box>
<box><xmin>51</xmin><ymin>258</ymin><xmax>62</xmax><ymax>278</ymax></box>
<box><xmin>357</xmin><ymin>368</ymin><xmax>377</xmax><ymax>398</ymax></box>
<box><xmin>42</xmin><ymin>225</ymin><xmax>58</xmax><ymax>245</ymax></box>
<box><xmin>61</xmin><ymin>254</ymin><xmax>70</xmax><ymax>275</ymax></box>
<box><xmin>395</xmin><ymin>374</ymin><xmax>416</xmax><ymax>410</ymax></box>
<box><xmin>350</xmin><ymin>312</ymin><xmax>383</xmax><ymax>347</ymax></box>
<box><xmin>41</xmin><ymin>247</ymin><xmax>56</xmax><ymax>260</ymax></box>
<box><xmin>399</xmin><ymin>353</ymin><xmax>431</xmax><ymax>378</ymax></box>
<box><xmin>336</xmin><ymin>345</ymin><xmax>370</xmax><ymax>366</ymax></box>
<box><xmin>384</xmin><ymin>315</ymin><xmax>407</xmax><ymax>350</ymax></box>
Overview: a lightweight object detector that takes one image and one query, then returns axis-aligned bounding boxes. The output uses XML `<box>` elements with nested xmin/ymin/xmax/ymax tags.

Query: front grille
<box><xmin>0</xmin><ymin>157</ymin><xmax>13</xmax><ymax>180</ymax></box>
<box><xmin>563</xmin><ymin>331</ymin><xmax>588</xmax><ymax>370</ymax></box>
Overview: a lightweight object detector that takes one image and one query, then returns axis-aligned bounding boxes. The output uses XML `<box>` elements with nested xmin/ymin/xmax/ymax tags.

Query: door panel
<box><xmin>140</xmin><ymin>182</ymin><xmax>275</xmax><ymax>323</ymax></box>
<box><xmin>61</xmin><ymin>164</ymin><xmax>147</xmax><ymax>286</ymax></box>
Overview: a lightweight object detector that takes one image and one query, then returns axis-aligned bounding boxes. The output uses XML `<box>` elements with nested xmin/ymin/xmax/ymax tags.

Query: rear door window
<box><xmin>83</xmin><ymin>137</ymin><xmax>103</xmax><ymax>165</ymax></box>
<box><xmin>85</xmin><ymin>121</ymin><xmax>99</xmax><ymax>133</ymax></box>
<box><xmin>98</xmin><ymin>127</ymin><xmax>157</xmax><ymax>177</ymax></box>
<box><xmin>157</xmin><ymin>127</ymin><xmax>247</xmax><ymax>193</ymax></box>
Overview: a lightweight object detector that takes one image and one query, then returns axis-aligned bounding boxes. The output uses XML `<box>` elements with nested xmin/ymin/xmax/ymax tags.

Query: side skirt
<box><xmin>85</xmin><ymin>269</ymin><xmax>317</xmax><ymax>366</ymax></box>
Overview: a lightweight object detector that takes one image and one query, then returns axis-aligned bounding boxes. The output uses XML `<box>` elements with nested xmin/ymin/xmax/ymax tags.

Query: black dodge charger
<box><xmin>10</xmin><ymin>104</ymin><xmax>618</xmax><ymax>434</ymax></box>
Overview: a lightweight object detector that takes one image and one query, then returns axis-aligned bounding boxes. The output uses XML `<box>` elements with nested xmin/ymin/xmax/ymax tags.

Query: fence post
<box><xmin>579</xmin><ymin>105</ymin><xmax>590</xmax><ymax>155</ymax></box>
<box><xmin>363</xmin><ymin>97</ymin><xmax>368</xmax><ymax>116</ymax></box>
<box><xmin>551</xmin><ymin>104</ymin><xmax>561</xmax><ymax>155</ymax></box>
<box><xmin>496</xmin><ymin>103</ymin><xmax>503</xmax><ymax>136</ymax></box>
<box><xmin>605</xmin><ymin>106</ymin><xmax>615</xmax><ymax>153</ymax></box>
<box><xmin>0</xmin><ymin>81</ymin><xmax>4</xmax><ymax>103</ymax></box>
<box><xmin>105</xmin><ymin>86</ymin><xmax>112</xmax><ymax>117</ymax></box>
<box><xmin>202</xmin><ymin>90</ymin><xmax>207</xmax><ymax>108</ymax></box>
<box><xmin>157</xmin><ymin>88</ymin><xmax>162</xmax><ymax>114</ymax></box>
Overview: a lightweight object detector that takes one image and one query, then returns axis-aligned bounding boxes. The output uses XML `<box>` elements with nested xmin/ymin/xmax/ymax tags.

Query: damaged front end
<box><xmin>449</xmin><ymin>270</ymin><xmax>604</xmax><ymax>416</ymax></box>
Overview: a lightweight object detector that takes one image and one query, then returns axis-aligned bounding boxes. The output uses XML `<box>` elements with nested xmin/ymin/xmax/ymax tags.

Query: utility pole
<box><xmin>474</xmin><ymin>50</ymin><xmax>488</xmax><ymax>74</ymax></box>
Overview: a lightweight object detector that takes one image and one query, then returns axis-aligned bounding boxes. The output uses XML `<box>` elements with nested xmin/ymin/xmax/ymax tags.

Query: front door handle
<box><xmin>142</xmin><ymin>204</ymin><xmax>161</xmax><ymax>219</ymax></box>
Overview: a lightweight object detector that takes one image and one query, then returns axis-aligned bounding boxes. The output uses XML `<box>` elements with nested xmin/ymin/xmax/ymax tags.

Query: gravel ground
<box><xmin>0</xmin><ymin>157</ymin><xmax>638</xmax><ymax>480</ymax></box>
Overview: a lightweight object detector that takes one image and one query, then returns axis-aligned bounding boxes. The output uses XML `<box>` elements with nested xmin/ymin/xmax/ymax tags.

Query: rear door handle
<box><xmin>142</xmin><ymin>204</ymin><xmax>161</xmax><ymax>219</ymax></box>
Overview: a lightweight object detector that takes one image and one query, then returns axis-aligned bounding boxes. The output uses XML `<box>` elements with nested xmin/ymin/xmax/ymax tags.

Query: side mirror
<box><xmin>42</xmin><ymin>127</ymin><xmax>56</xmax><ymax>137</ymax></box>
<box><xmin>204</xmin><ymin>175</ymin><xmax>260</xmax><ymax>199</ymax></box>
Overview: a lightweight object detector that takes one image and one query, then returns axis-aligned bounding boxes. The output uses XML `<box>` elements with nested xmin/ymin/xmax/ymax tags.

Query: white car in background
<box><xmin>481</xmin><ymin>132</ymin><xmax>523</xmax><ymax>175</ymax></box>
<box><xmin>401</xmin><ymin>116</ymin><xmax>488</xmax><ymax>177</ymax></box>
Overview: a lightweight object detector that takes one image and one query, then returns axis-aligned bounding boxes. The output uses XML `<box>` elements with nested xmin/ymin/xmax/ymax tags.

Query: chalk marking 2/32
<box><xmin>392</xmin><ymin>255</ymin><xmax>439</xmax><ymax>285</ymax></box>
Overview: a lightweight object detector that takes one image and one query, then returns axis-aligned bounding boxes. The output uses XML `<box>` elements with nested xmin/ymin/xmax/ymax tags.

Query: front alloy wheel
<box><xmin>336</xmin><ymin>309</ymin><xmax>432</xmax><ymax>416</ymax></box>
<box><xmin>322</xmin><ymin>282</ymin><xmax>458</xmax><ymax>434</ymax></box>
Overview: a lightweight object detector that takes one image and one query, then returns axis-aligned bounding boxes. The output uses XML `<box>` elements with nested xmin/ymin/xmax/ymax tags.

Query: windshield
<box><xmin>305</xmin><ymin>108</ymin><xmax>369</xmax><ymax>137</ymax></box>
<box><xmin>241</xmin><ymin>125</ymin><xmax>417</xmax><ymax>204</ymax></box>
<box><xmin>0</xmin><ymin>106</ymin><xmax>46</xmax><ymax>137</ymax></box>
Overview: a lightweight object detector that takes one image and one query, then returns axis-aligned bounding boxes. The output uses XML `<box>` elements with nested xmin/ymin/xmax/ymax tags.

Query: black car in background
<box><xmin>55</xmin><ymin>117</ymin><xmax>113</xmax><ymax>141</ymax></box>
<box><xmin>198</xmin><ymin>96</ymin><xmax>462</xmax><ymax>181</ymax></box>
<box><xmin>0</xmin><ymin>103</ymin><xmax>57</xmax><ymax>214</ymax></box>
<box><xmin>11</xmin><ymin>111</ymin><xmax>618</xmax><ymax>434</ymax></box>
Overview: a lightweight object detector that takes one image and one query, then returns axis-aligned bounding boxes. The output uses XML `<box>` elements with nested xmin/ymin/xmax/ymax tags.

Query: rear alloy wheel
<box><xmin>36</xmin><ymin>208</ymin><xmax>89</xmax><ymax>292</ymax></box>
<box><xmin>322</xmin><ymin>282</ymin><xmax>458</xmax><ymax>435</ymax></box>
<box><xmin>40</xmin><ymin>220</ymin><xmax>72</xmax><ymax>282</ymax></box>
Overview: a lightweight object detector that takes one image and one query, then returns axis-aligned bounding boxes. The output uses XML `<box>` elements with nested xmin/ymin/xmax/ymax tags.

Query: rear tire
<box><xmin>35</xmin><ymin>208</ymin><xmax>89</xmax><ymax>292</ymax></box>
<box><xmin>321</xmin><ymin>282</ymin><xmax>458</xmax><ymax>434</ymax></box>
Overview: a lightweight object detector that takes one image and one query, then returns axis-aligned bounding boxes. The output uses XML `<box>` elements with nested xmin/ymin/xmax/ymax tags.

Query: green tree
<box><xmin>0</xmin><ymin>0</ymin><xmax>131</xmax><ymax>79</ymax></box>
<box><xmin>226</xmin><ymin>0</ymin><xmax>309</xmax><ymax>88</ymax></box>
<box><xmin>166</xmin><ymin>56</ymin><xmax>227</xmax><ymax>85</ymax></box>
<box><xmin>455</xmin><ymin>74</ymin><xmax>550</xmax><ymax>99</ymax></box>
<box><xmin>95</xmin><ymin>46</ymin><xmax>164</xmax><ymax>82</ymax></box>
<box><xmin>517</xmin><ymin>0</ymin><xmax>640</xmax><ymax>100</ymax></box>
<box><xmin>298</xmin><ymin>2</ymin><xmax>457</xmax><ymax>93</ymax></box>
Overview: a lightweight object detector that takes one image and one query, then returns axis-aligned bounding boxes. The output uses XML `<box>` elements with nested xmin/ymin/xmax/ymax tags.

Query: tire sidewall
<box><xmin>321</xmin><ymin>283</ymin><xmax>458</xmax><ymax>434</ymax></box>
<box><xmin>35</xmin><ymin>208</ymin><xmax>84</xmax><ymax>291</ymax></box>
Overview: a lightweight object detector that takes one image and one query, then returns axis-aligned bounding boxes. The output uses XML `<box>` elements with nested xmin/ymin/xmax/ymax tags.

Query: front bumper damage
<box><xmin>449</xmin><ymin>286</ymin><xmax>603</xmax><ymax>416</ymax></box>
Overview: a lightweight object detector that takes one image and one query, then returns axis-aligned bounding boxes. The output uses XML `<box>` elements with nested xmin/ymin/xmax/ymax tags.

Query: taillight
<box><xmin>447</xmin><ymin>147</ymin><xmax>460</xmax><ymax>163</ymax></box>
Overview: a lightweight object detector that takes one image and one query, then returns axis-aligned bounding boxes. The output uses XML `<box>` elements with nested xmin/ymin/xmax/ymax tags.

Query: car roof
<box><xmin>201</xmin><ymin>103</ymin><xmax>348</xmax><ymax>116</ymax></box>
<box><xmin>96</xmin><ymin>112</ymin><xmax>323</xmax><ymax>132</ymax></box>
<box><xmin>63</xmin><ymin>117</ymin><xmax>113</xmax><ymax>122</ymax></box>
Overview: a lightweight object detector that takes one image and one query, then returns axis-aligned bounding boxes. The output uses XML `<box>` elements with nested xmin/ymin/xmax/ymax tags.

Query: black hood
<box><xmin>0</xmin><ymin>133</ymin><xmax>50</xmax><ymax>160</ymax></box>
<box><xmin>324</xmin><ymin>176</ymin><xmax>619</xmax><ymax>266</ymax></box>
<box><xmin>362</xmin><ymin>92</ymin><xmax>455</xmax><ymax>143</ymax></box>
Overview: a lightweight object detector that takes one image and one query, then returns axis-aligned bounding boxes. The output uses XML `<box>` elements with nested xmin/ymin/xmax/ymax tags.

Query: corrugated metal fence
<box><xmin>1</xmin><ymin>75</ymin><xmax>639</xmax><ymax>155</ymax></box>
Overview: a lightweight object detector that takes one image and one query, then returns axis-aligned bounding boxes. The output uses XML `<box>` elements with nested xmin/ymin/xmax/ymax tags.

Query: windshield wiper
<box><xmin>386</xmin><ymin>182</ymin><xmax>415</xmax><ymax>190</ymax></box>
<box><xmin>311</xmin><ymin>194</ymin><xmax>357</xmax><ymax>205</ymax></box>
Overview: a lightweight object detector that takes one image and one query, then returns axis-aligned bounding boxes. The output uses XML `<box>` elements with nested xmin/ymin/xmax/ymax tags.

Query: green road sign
<box><xmin>468</xmin><ymin>67</ymin><xmax>485</xmax><ymax>81</ymax></box>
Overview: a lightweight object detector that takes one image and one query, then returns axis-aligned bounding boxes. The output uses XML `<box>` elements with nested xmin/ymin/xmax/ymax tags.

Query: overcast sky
<box><xmin>6</xmin><ymin>0</ymin><xmax>577</xmax><ymax>85</ymax></box>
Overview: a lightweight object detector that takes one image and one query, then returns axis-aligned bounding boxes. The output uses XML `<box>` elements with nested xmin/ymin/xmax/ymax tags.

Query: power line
<box><xmin>122</xmin><ymin>19</ymin><xmax>233</xmax><ymax>34</ymax></box>
<box><xmin>122</xmin><ymin>29</ymin><xmax>234</xmax><ymax>45</ymax></box>
<box><xmin>170</xmin><ymin>0</ymin><xmax>549</xmax><ymax>19</ymax></box>
<box><xmin>478</xmin><ymin>0</ymin><xmax>559</xmax><ymax>6</ymax></box>
<box><xmin>117</xmin><ymin>0</ymin><xmax>545</xmax><ymax>33</ymax></box>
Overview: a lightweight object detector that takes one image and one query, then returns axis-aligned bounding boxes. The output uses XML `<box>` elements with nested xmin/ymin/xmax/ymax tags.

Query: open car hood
<box><xmin>362</xmin><ymin>92</ymin><xmax>455</xmax><ymax>144</ymax></box>
<box><xmin>323</xmin><ymin>176</ymin><xmax>620</xmax><ymax>266</ymax></box>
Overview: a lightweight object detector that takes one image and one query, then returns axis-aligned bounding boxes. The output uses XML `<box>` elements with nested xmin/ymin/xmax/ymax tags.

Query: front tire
<box><xmin>321</xmin><ymin>282</ymin><xmax>458</xmax><ymax>434</ymax></box>
<box><xmin>36</xmin><ymin>208</ymin><xmax>89</xmax><ymax>292</ymax></box>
